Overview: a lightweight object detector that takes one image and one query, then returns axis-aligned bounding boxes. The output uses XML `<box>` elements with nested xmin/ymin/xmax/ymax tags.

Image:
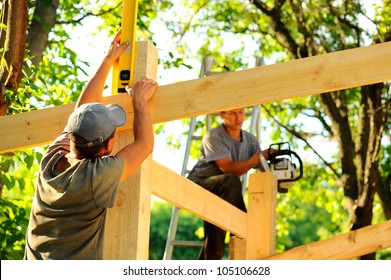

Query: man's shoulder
<box><xmin>207</xmin><ymin>124</ymin><xmax>225</xmax><ymax>137</ymax></box>
<box><xmin>241</xmin><ymin>129</ymin><xmax>257</xmax><ymax>140</ymax></box>
<box><xmin>241</xmin><ymin>131</ymin><xmax>260</xmax><ymax>152</ymax></box>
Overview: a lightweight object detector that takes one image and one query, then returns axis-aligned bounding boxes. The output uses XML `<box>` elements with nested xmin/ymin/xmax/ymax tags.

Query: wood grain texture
<box><xmin>2</xmin><ymin>41</ymin><xmax>391</xmax><ymax>153</ymax></box>
<box><xmin>150</xmin><ymin>160</ymin><xmax>247</xmax><ymax>238</ymax></box>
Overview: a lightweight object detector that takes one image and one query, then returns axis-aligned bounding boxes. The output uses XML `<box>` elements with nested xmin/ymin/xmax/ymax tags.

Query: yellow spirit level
<box><xmin>112</xmin><ymin>0</ymin><xmax>138</xmax><ymax>94</ymax></box>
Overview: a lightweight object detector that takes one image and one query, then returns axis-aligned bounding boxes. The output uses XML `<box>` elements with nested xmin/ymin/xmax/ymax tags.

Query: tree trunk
<box><xmin>377</xmin><ymin>175</ymin><xmax>391</xmax><ymax>220</ymax></box>
<box><xmin>353</xmin><ymin>84</ymin><xmax>386</xmax><ymax>259</ymax></box>
<box><xmin>318</xmin><ymin>91</ymin><xmax>358</xmax><ymax>203</ymax></box>
<box><xmin>0</xmin><ymin>0</ymin><xmax>28</xmax><ymax>116</ymax></box>
<box><xmin>255</xmin><ymin>1</ymin><xmax>390</xmax><ymax>259</ymax></box>
<box><xmin>0</xmin><ymin>0</ymin><xmax>28</xmax><ymax>196</ymax></box>
<box><xmin>26</xmin><ymin>0</ymin><xmax>60</xmax><ymax>67</ymax></box>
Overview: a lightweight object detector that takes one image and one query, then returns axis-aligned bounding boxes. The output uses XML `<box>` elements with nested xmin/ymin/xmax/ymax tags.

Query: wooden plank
<box><xmin>229</xmin><ymin>237</ymin><xmax>246</xmax><ymax>260</ymax></box>
<box><xmin>265</xmin><ymin>219</ymin><xmax>391</xmax><ymax>260</ymax></box>
<box><xmin>103</xmin><ymin>41</ymin><xmax>157</xmax><ymax>260</ymax></box>
<box><xmin>246</xmin><ymin>172</ymin><xmax>277</xmax><ymax>259</ymax></box>
<box><xmin>150</xmin><ymin>160</ymin><xmax>247</xmax><ymax>238</ymax></box>
<box><xmin>2</xmin><ymin>41</ymin><xmax>391</xmax><ymax>153</ymax></box>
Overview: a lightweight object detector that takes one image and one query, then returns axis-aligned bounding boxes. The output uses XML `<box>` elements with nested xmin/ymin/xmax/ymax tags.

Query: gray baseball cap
<box><xmin>66</xmin><ymin>103</ymin><xmax>126</xmax><ymax>147</ymax></box>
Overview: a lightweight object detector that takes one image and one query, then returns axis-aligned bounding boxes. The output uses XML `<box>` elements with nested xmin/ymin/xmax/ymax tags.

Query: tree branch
<box><xmin>327</xmin><ymin>2</ymin><xmax>363</xmax><ymax>47</ymax></box>
<box><xmin>261</xmin><ymin>104</ymin><xmax>342</xmax><ymax>179</ymax></box>
<box><xmin>290</xmin><ymin>103</ymin><xmax>334</xmax><ymax>137</ymax></box>
<box><xmin>318</xmin><ymin>92</ymin><xmax>358</xmax><ymax>199</ymax></box>
<box><xmin>252</xmin><ymin>0</ymin><xmax>306</xmax><ymax>58</ymax></box>
<box><xmin>175</xmin><ymin>0</ymin><xmax>210</xmax><ymax>43</ymax></box>
<box><xmin>56</xmin><ymin>3</ymin><xmax>122</xmax><ymax>25</ymax></box>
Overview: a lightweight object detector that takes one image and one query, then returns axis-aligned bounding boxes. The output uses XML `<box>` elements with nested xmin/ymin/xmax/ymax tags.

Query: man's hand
<box><xmin>76</xmin><ymin>29</ymin><xmax>130</xmax><ymax>108</ymax></box>
<box><xmin>126</xmin><ymin>77</ymin><xmax>158</xmax><ymax>108</ymax></box>
<box><xmin>105</xmin><ymin>29</ymin><xmax>130</xmax><ymax>64</ymax></box>
<box><xmin>262</xmin><ymin>148</ymin><xmax>277</xmax><ymax>160</ymax></box>
<box><xmin>117</xmin><ymin>77</ymin><xmax>158</xmax><ymax>183</ymax></box>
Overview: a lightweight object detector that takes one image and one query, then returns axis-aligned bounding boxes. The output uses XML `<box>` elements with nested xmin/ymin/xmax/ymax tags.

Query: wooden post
<box><xmin>103</xmin><ymin>41</ymin><xmax>158</xmax><ymax>259</ymax></box>
<box><xmin>245</xmin><ymin>172</ymin><xmax>277</xmax><ymax>259</ymax></box>
<box><xmin>230</xmin><ymin>237</ymin><xmax>246</xmax><ymax>260</ymax></box>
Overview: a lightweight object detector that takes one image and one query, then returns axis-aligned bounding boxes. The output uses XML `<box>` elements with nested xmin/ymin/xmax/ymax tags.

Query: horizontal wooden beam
<box><xmin>265</xmin><ymin>219</ymin><xmax>391</xmax><ymax>260</ymax></box>
<box><xmin>1</xmin><ymin>41</ymin><xmax>391</xmax><ymax>153</ymax></box>
<box><xmin>150</xmin><ymin>160</ymin><xmax>247</xmax><ymax>238</ymax></box>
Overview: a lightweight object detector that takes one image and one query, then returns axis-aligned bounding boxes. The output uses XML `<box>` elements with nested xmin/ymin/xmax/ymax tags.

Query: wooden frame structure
<box><xmin>1</xmin><ymin>40</ymin><xmax>391</xmax><ymax>259</ymax></box>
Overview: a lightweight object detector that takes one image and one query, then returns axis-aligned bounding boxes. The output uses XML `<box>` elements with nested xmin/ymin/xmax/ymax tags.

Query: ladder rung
<box><xmin>171</xmin><ymin>240</ymin><xmax>204</xmax><ymax>247</ymax></box>
<box><xmin>191</xmin><ymin>135</ymin><xmax>203</xmax><ymax>141</ymax></box>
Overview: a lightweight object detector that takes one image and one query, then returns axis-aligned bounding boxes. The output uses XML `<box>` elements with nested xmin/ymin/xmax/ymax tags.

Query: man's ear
<box><xmin>105</xmin><ymin>137</ymin><xmax>114</xmax><ymax>149</ymax></box>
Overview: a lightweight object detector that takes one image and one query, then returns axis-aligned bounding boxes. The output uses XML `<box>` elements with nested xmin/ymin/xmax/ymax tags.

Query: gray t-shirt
<box><xmin>24</xmin><ymin>132</ymin><xmax>124</xmax><ymax>260</ymax></box>
<box><xmin>187</xmin><ymin>124</ymin><xmax>261</xmax><ymax>183</ymax></box>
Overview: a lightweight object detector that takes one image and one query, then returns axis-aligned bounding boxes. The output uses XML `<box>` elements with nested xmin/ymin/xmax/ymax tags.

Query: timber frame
<box><xmin>1</xmin><ymin>40</ymin><xmax>391</xmax><ymax>259</ymax></box>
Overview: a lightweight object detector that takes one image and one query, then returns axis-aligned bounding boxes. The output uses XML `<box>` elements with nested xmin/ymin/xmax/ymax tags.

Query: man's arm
<box><xmin>75</xmin><ymin>29</ymin><xmax>129</xmax><ymax>108</ymax></box>
<box><xmin>215</xmin><ymin>149</ymin><xmax>273</xmax><ymax>176</ymax></box>
<box><xmin>215</xmin><ymin>152</ymin><xmax>261</xmax><ymax>176</ymax></box>
<box><xmin>116</xmin><ymin>78</ymin><xmax>158</xmax><ymax>182</ymax></box>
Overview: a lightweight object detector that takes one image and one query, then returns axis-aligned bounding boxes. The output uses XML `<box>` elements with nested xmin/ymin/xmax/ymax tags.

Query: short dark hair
<box><xmin>68</xmin><ymin>131</ymin><xmax>115</xmax><ymax>159</ymax></box>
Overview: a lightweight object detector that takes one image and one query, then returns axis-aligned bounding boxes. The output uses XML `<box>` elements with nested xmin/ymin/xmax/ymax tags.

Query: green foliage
<box><xmin>275</xmin><ymin>166</ymin><xmax>349</xmax><ymax>252</ymax></box>
<box><xmin>0</xmin><ymin>197</ymin><xmax>29</xmax><ymax>260</ymax></box>
<box><xmin>149</xmin><ymin>200</ymin><xmax>203</xmax><ymax>260</ymax></box>
<box><xmin>374</xmin><ymin>0</ymin><xmax>391</xmax><ymax>41</ymax></box>
<box><xmin>0</xmin><ymin>149</ymin><xmax>41</xmax><ymax>260</ymax></box>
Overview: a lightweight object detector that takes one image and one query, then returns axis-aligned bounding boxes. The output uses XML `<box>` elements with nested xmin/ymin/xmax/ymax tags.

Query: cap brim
<box><xmin>106</xmin><ymin>104</ymin><xmax>126</xmax><ymax>127</ymax></box>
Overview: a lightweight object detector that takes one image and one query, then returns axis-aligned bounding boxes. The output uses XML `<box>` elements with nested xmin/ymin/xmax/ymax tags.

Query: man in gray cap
<box><xmin>23</xmin><ymin>29</ymin><xmax>158</xmax><ymax>260</ymax></box>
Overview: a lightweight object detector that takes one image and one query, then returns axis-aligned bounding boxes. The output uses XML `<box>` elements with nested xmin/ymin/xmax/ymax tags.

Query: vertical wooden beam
<box><xmin>229</xmin><ymin>236</ymin><xmax>246</xmax><ymax>260</ymax></box>
<box><xmin>246</xmin><ymin>172</ymin><xmax>277</xmax><ymax>259</ymax></box>
<box><xmin>103</xmin><ymin>41</ymin><xmax>158</xmax><ymax>259</ymax></box>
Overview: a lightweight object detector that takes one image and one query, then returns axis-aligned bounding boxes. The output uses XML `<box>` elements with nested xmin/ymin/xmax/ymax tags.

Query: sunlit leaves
<box><xmin>149</xmin><ymin>201</ymin><xmax>202</xmax><ymax>260</ymax></box>
<box><xmin>373</xmin><ymin>0</ymin><xmax>391</xmax><ymax>41</ymax></box>
<box><xmin>0</xmin><ymin>198</ymin><xmax>29</xmax><ymax>259</ymax></box>
<box><xmin>275</xmin><ymin>162</ymin><xmax>348</xmax><ymax>252</ymax></box>
<box><xmin>0</xmin><ymin>148</ymin><xmax>41</xmax><ymax>259</ymax></box>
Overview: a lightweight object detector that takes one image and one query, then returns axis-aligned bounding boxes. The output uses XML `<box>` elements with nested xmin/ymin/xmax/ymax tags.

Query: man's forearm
<box><xmin>75</xmin><ymin>58</ymin><xmax>113</xmax><ymax>108</ymax></box>
<box><xmin>115</xmin><ymin>101</ymin><xmax>154</xmax><ymax>183</ymax></box>
<box><xmin>216</xmin><ymin>157</ymin><xmax>258</xmax><ymax>176</ymax></box>
<box><xmin>133</xmin><ymin>104</ymin><xmax>154</xmax><ymax>154</ymax></box>
<box><xmin>75</xmin><ymin>32</ymin><xmax>130</xmax><ymax>109</ymax></box>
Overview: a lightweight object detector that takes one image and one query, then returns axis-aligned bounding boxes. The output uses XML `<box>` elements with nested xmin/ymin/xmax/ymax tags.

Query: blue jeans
<box><xmin>194</xmin><ymin>174</ymin><xmax>246</xmax><ymax>260</ymax></box>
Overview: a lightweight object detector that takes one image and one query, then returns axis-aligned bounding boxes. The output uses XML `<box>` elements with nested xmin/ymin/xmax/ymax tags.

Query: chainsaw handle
<box><xmin>269</xmin><ymin>149</ymin><xmax>303</xmax><ymax>182</ymax></box>
<box><xmin>268</xmin><ymin>142</ymin><xmax>290</xmax><ymax>159</ymax></box>
<box><xmin>289</xmin><ymin>150</ymin><xmax>303</xmax><ymax>181</ymax></box>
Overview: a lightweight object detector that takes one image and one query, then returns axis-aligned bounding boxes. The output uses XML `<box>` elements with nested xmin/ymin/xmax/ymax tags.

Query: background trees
<box><xmin>0</xmin><ymin>0</ymin><xmax>390</xmax><ymax>259</ymax></box>
<box><xmin>153</xmin><ymin>0</ymin><xmax>391</xmax><ymax>259</ymax></box>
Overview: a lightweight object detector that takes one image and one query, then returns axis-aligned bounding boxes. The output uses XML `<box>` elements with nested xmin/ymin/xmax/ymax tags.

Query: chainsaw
<box><xmin>259</xmin><ymin>142</ymin><xmax>303</xmax><ymax>193</ymax></box>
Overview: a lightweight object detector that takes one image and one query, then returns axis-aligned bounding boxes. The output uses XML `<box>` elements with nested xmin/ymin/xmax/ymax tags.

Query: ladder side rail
<box><xmin>241</xmin><ymin>105</ymin><xmax>261</xmax><ymax>193</ymax></box>
<box><xmin>242</xmin><ymin>57</ymin><xmax>265</xmax><ymax>191</ymax></box>
<box><xmin>162</xmin><ymin>56</ymin><xmax>211</xmax><ymax>260</ymax></box>
<box><xmin>162</xmin><ymin>205</ymin><xmax>180</xmax><ymax>260</ymax></box>
<box><xmin>163</xmin><ymin>117</ymin><xmax>198</xmax><ymax>260</ymax></box>
<box><xmin>181</xmin><ymin>117</ymin><xmax>197</xmax><ymax>175</ymax></box>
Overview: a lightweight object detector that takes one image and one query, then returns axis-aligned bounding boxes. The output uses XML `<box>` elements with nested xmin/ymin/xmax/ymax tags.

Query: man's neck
<box><xmin>223</xmin><ymin>124</ymin><xmax>242</xmax><ymax>141</ymax></box>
